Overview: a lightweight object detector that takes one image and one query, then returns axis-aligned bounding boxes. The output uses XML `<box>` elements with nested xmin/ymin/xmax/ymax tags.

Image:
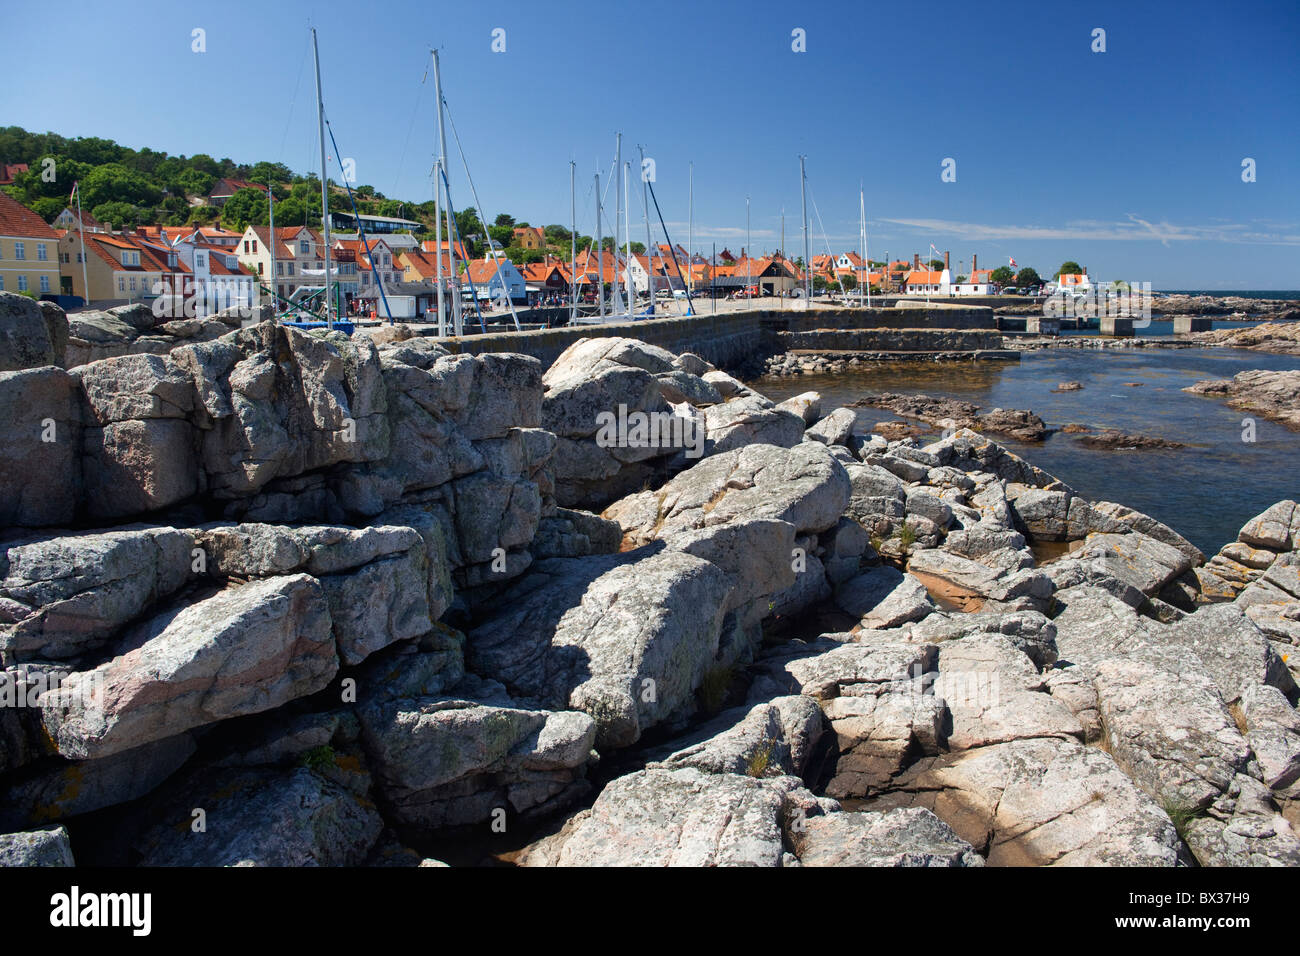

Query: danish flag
<box><xmin>1009</xmin><ymin>257</ymin><xmax>1017</xmax><ymax>269</ymax></box>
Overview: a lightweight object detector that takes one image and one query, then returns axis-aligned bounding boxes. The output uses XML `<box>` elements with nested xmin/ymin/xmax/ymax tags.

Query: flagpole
<box><xmin>74</xmin><ymin>183</ymin><xmax>90</xmax><ymax>307</ymax></box>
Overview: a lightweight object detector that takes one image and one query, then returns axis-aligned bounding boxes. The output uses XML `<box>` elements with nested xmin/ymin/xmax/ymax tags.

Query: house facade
<box><xmin>0</xmin><ymin>193</ymin><xmax>61</xmax><ymax>298</ymax></box>
<box><xmin>461</xmin><ymin>258</ymin><xmax>526</xmax><ymax>303</ymax></box>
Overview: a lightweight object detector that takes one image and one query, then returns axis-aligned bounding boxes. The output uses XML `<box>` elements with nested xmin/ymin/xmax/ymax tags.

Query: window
<box><xmin>77</xmin><ymin>252</ymin><xmax>83</xmax><ymax>263</ymax></box>
<box><xmin>196</xmin><ymin>253</ymin><xmax>206</xmax><ymax>268</ymax></box>
<box><xmin>119</xmin><ymin>278</ymin><xmax>125</xmax><ymax>292</ymax></box>
<box><xmin>39</xmin><ymin>275</ymin><xmax>50</xmax><ymax>293</ymax></box>
<box><xmin>37</xmin><ymin>243</ymin><xmax>47</xmax><ymax>261</ymax></box>
<box><xmin>17</xmin><ymin>275</ymin><xmax>28</xmax><ymax>291</ymax></box>
<box><xmin>299</xmin><ymin>241</ymin><xmax>309</xmax><ymax>254</ymax></box>
<box><xmin>276</xmin><ymin>262</ymin><xmax>283</xmax><ymax>275</ymax></box>
<box><xmin>244</xmin><ymin>241</ymin><xmax>250</xmax><ymax>253</ymax></box>
<box><xmin>251</xmin><ymin>240</ymin><xmax>258</xmax><ymax>253</ymax></box>
<box><xmin>257</xmin><ymin>262</ymin><xmax>264</xmax><ymax>275</ymax></box>
<box><xmin>0</xmin><ymin>275</ymin><xmax>4</xmax><ymax>290</ymax></box>
<box><xmin>14</xmin><ymin>241</ymin><xmax>25</xmax><ymax>260</ymax></box>
<box><xmin>287</xmin><ymin>263</ymin><xmax>294</xmax><ymax>275</ymax></box>
<box><xmin>129</xmin><ymin>277</ymin><xmax>136</xmax><ymax>291</ymax></box>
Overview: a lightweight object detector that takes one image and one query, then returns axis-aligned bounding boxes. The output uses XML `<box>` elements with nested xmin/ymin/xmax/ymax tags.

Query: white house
<box><xmin>904</xmin><ymin>268</ymin><xmax>951</xmax><ymax>295</ymax></box>
<box><xmin>462</xmin><ymin>257</ymin><xmax>527</xmax><ymax>303</ymax></box>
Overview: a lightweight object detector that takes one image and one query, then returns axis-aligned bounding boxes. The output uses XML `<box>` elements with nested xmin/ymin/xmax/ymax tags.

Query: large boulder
<box><xmin>174</xmin><ymin>322</ymin><xmax>389</xmax><ymax>501</ymax></box>
<box><xmin>0</xmin><ymin>292</ymin><xmax>63</xmax><ymax>370</ymax></box>
<box><xmin>519</xmin><ymin>767</ymin><xmax>835</xmax><ymax>867</ymax></box>
<box><xmin>134</xmin><ymin>765</ymin><xmax>382</xmax><ymax>866</ymax></box>
<box><xmin>797</xmin><ymin>808</ymin><xmax>983</xmax><ymax>867</ymax></box>
<box><xmin>648</xmin><ymin>695</ymin><xmax>825</xmax><ymax>779</ymax></box>
<box><xmin>604</xmin><ymin>440</ymin><xmax>850</xmax><ymax>548</ymax></box>
<box><xmin>0</xmin><ymin>825</ymin><xmax>75</xmax><ymax>866</ymax></box>
<box><xmin>468</xmin><ymin>550</ymin><xmax>734</xmax><ymax>748</ymax></box>
<box><xmin>0</xmin><ymin>367</ymin><xmax>82</xmax><ymax>527</ymax></box>
<box><xmin>879</xmin><ymin>737</ymin><xmax>1182</xmax><ymax>866</ymax></box>
<box><xmin>357</xmin><ymin>680</ymin><xmax>597</xmax><ymax>830</ymax></box>
<box><xmin>41</xmin><ymin>574</ymin><xmax>338</xmax><ymax>760</ymax></box>
<box><xmin>1</xmin><ymin>526</ymin><xmax>193</xmax><ymax>663</ymax></box>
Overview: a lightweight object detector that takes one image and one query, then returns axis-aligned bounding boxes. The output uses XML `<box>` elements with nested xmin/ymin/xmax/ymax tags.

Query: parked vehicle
<box><xmin>39</xmin><ymin>293</ymin><xmax>84</xmax><ymax>311</ymax></box>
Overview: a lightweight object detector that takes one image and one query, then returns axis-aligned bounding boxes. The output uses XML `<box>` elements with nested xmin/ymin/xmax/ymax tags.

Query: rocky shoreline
<box><xmin>1</xmin><ymin>289</ymin><xmax>1298</xmax><ymax>868</ymax></box>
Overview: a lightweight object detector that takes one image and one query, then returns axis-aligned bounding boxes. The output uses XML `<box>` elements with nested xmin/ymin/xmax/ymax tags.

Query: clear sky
<box><xmin>4</xmin><ymin>0</ymin><xmax>1298</xmax><ymax>288</ymax></box>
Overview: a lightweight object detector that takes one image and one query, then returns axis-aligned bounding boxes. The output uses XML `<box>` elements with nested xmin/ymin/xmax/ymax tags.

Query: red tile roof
<box><xmin>0</xmin><ymin>193</ymin><xmax>58</xmax><ymax>240</ymax></box>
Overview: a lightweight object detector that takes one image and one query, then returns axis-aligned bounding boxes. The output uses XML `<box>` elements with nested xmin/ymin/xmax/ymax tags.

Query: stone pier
<box><xmin>1173</xmin><ymin>316</ymin><xmax>1214</xmax><ymax>334</ymax></box>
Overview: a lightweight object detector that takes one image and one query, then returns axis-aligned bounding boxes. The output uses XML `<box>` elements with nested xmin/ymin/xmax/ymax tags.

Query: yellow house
<box><xmin>0</xmin><ymin>194</ymin><xmax>61</xmax><ymax>298</ymax></box>
<box><xmin>512</xmin><ymin>226</ymin><xmax>545</xmax><ymax>250</ymax></box>
<box><xmin>57</xmin><ymin>229</ymin><xmax>179</xmax><ymax>305</ymax></box>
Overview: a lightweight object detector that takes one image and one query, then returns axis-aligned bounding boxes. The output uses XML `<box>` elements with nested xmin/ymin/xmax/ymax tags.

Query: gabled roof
<box><xmin>905</xmin><ymin>270</ymin><xmax>945</xmax><ymax>284</ymax></box>
<box><xmin>210</xmin><ymin>178</ymin><xmax>260</xmax><ymax>197</ymax></box>
<box><xmin>399</xmin><ymin>249</ymin><xmax>455</xmax><ymax>279</ymax></box>
<box><xmin>421</xmin><ymin>239</ymin><xmax>469</xmax><ymax>259</ymax></box>
<box><xmin>462</xmin><ymin>258</ymin><xmax>514</xmax><ymax>285</ymax></box>
<box><xmin>0</xmin><ymin>193</ymin><xmax>58</xmax><ymax>240</ymax></box>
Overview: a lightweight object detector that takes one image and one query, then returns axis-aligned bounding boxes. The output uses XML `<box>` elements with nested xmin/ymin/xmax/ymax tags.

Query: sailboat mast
<box><xmin>312</xmin><ymin>28</ymin><xmax>332</xmax><ymax>328</ymax></box>
<box><xmin>638</xmin><ymin>145</ymin><xmax>653</xmax><ymax>315</ymax></box>
<box><xmin>595</xmin><ymin>171</ymin><xmax>603</xmax><ymax>319</ymax></box>
<box><xmin>433</xmin><ymin>50</ymin><xmax>459</xmax><ymax>336</ymax></box>
<box><xmin>623</xmin><ymin>160</ymin><xmax>632</xmax><ymax>316</ymax></box>
<box><xmin>799</xmin><ymin>155</ymin><xmax>810</xmax><ymax>300</ymax></box>
<box><xmin>267</xmin><ymin>181</ymin><xmax>276</xmax><ymax>315</ymax></box>
<box><xmin>613</xmin><ymin>133</ymin><xmax>622</xmax><ymax>316</ymax></box>
<box><xmin>859</xmin><ymin>184</ymin><xmax>865</xmax><ymax>307</ymax></box>
<box><xmin>434</xmin><ymin>158</ymin><xmax>444</xmax><ymax>335</ymax></box>
<box><xmin>687</xmin><ymin>162</ymin><xmax>693</xmax><ymax>297</ymax></box>
<box><xmin>569</xmin><ymin>160</ymin><xmax>576</xmax><ymax>325</ymax></box>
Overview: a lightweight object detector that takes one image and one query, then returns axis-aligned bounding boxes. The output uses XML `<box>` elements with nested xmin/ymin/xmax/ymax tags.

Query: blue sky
<box><xmin>4</xmin><ymin>0</ymin><xmax>1298</xmax><ymax>287</ymax></box>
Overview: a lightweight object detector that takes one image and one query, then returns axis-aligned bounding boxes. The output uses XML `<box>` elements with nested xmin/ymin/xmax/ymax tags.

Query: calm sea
<box><xmin>753</xmin><ymin>347</ymin><xmax>1300</xmax><ymax>557</ymax></box>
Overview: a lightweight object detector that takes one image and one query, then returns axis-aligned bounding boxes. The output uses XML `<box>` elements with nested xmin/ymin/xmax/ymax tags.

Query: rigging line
<box><xmin>278</xmin><ymin>34</ymin><xmax>310</xmax><ymax>164</ymax></box>
<box><xmin>437</xmin><ymin>163</ymin><xmax>487</xmax><ymax>334</ymax></box>
<box><xmin>393</xmin><ymin>54</ymin><xmax>429</xmax><ymax>203</ymax></box>
<box><xmin>807</xmin><ymin>184</ymin><xmax>848</xmax><ymax>299</ymax></box>
<box><xmin>441</xmin><ymin>96</ymin><xmax>521</xmax><ymax>331</ymax></box>
<box><xmin>645</xmin><ymin>176</ymin><xmax>693</xmax><ymax>316</ymax></box>
<box><xmin>326</xmin><ymin>117</ymin><xmax>393</xmax><ymax>324</ymax></box>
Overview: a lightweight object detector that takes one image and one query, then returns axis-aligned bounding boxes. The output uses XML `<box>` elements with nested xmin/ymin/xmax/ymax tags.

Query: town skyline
<box><xmin>3</xmin><ymin>0</ymin><xmax>1298</xmax><ymax>288</ymax></box>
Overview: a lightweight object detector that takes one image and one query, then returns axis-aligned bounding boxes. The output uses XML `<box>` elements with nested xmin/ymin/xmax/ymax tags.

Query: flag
<box><xmin>1009</xmin><ymin>257</ymin><xmax>1017</xmax><ymax>269</ymax></box>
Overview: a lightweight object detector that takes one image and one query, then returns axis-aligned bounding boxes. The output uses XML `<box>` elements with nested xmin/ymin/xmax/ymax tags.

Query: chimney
<box><xmin>943</xmin><ymin>251</ymin><xmax>950</xmax><ymax>271</ymax></box>
<box><xmin>971</xmin><ymin>253</ymin><xmax>977</xmax><ymax>275</ymax></box>
<box><xmin>913</xmin><ymin>253</ymin><xmax>920</xmax><ymax>271</ymax></box>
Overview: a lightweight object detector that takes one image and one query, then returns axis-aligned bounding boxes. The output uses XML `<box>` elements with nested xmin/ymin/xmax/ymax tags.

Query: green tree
<box><xmin>220</xmin><ymin>187</ymin><xmax>270</xmax><ymax>231</ymax></box>
<box><xmin>187</xmin><ymin>205</ymin><xmax>219</xmax><ymax>225</ymax></box>
<box><xmin>493</xmin><ymin>213</ymin><xmax>515</xmax><ymax>228</ymax></box>
<box><xmin>928</xmin><ymin>258</ymin><xmax>944</xmax><ymax>270</ymax></box>
<box><xmin>81</xmin><ymin>163</ymin><xmax>162</xmax><ymax>209</ymax></box>
<box><xmin>1054</xmin><ymin>260</ymin><xmax>1083</xmax><ymax>278</ymax></box>
<box><xmin>29</xmin><ymin>196</ymin><xmax>65</xmax><ymax>221</ymax></box>
<box><xmin>1014</xmin><ymin>266</ymin><xmax>1042</xmax><ymax>288</ymax></box>
<box><xmin>91</xmin><ymin>201</ymin><xmax>142</xmax><ymax>228</ymax></box>
<box><xmin>991</xmin><ymin>265</ymin><xmax>1015</xmax><ymax>286</ymax></box>
<box><xmin>841</xmin><ymin>273</ymin><xmax>858</xmax><ymax>290</ymax></box>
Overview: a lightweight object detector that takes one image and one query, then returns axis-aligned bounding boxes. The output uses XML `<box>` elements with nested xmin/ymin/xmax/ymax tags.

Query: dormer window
<box><xmin>299</xmin><ymin>241</ymin><xmax>310</xmax><ymax>254</ymax></box>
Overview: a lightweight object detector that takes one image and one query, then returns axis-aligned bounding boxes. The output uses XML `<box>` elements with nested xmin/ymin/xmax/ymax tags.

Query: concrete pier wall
<box><xmin>426</xmin><ymin>304</ymin><xmax>999</xmax><ymax>372</ymax></box>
